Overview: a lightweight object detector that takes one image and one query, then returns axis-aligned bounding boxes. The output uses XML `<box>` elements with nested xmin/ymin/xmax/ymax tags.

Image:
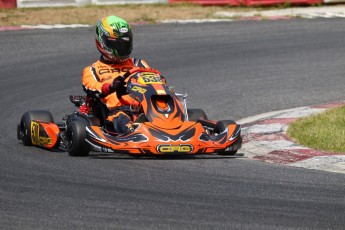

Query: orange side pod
<box><xmin>31</xmin><ymin>121</ymin><xmax>60</xmax><ymax>149</ymax></box>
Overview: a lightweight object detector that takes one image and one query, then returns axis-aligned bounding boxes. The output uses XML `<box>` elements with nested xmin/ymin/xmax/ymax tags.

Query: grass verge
<box><xmin>0</xmin><ymin>4</ymin><xmax>249</xmax><ymax>26</ymax></box>
<box><xmin>287</xmin><ymin>106</ymin><xmax>345</xmax><ymax>153</ymax></box>
<box><xmin>0</xmin><ymin>3</ymin><xmax>301</xmax><ymax>26</ymax></box>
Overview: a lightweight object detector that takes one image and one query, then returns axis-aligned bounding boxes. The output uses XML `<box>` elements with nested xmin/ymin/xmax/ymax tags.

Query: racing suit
<box><xmin>82</xmin><ymin>56</ymin><xmax>150</xmax><ymax>134</ymax></box>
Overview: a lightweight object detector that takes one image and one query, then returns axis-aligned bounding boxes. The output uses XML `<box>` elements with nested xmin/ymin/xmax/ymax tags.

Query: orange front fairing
<box><xmin>126</xmin><ymin>70</ymin><xmax>186</xmax><ymax>129</ymax></box>
<box><xmin>30</xmin><ymin>121</ymin><xmax>60</xmax><ymax>149</ymax></box>
<box><xmin>86</xmin><ymin>122</ymin><xmax>241</xmax><ymax>155</ymax></box>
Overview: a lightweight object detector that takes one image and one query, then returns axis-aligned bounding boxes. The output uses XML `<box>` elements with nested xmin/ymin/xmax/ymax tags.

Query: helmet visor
<box><xmin>104</xmin><ymin>37</ymin><xmax>132</xmax><ymax>57</ymax></box>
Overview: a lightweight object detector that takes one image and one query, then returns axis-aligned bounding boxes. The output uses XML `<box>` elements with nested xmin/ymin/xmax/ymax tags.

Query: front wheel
<box><xmin>65</xmin><ymin>118</ymin><xmax>90</xmax><ymax>156</ymax></box>
<box><xmin>214</xmin><ymin>120</ymin><xmax>238</xmax><ymax>156</ymax></box>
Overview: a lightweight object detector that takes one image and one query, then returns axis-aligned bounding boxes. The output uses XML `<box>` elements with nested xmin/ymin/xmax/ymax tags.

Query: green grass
<box><xmin>287</xmin><ymin>106</ymin><xmax>345</xmax><ymax>153</ymax></box>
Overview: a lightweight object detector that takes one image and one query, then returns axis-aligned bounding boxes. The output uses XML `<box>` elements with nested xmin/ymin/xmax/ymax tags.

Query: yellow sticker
<box><xmin>30</xmin><ymin>121</ymin><xmax>52</xmax><ymax>146</ymax></box>
<box><xmin>138</xmin><ymin>73</ymin><xmax>163</xmax><ymax>85</ymax></box>
<box><xmin>31</xmin><ymin>122</ymin><xmax>40</xmax><ymax>145</ymax></box>
<box><xmin>132</xmin><ymin>86</ymin><xmax>147</xmax><ymax>94</ymax></box>
<box><xmin>157</xmin><ymin>144</ymin><xmax>193</xmax><ymax>153</ymax></box>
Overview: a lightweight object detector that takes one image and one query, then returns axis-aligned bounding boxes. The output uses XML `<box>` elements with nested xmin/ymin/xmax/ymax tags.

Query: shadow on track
<box><xmin>89</xmin><ymin>152</ymin><xmax>245</xmax><ymax>160</ymax></box>
<box><xmin>18</xmin><ymin>142</ymin><xmax>246</xmax><ymax>160</ymax></box>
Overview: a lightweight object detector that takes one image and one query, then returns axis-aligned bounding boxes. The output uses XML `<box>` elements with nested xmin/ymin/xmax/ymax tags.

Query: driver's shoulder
<box><xmin>131</xmin><ymin>58</ymin><xmax>150</xmax><ymax>69</ymax></box>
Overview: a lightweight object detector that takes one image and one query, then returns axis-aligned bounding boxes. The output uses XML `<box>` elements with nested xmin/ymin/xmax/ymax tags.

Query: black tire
<box><xmin>214</xmin><ymin>120</ymin><xmax>238</xmax><ymax>155</ymax></box>
<box><xmin>214</xmin><ymin>120</ymin><xmax>237</xmax><ymax>134</ymax></box>
<box><xmin>65</xmin><ymin>117</ymin><xmax>90</xmax><ymax>156</ymax></box>
<box><xmin>187</xmin><ymin>109</ymin><xmax>208</xmax><ymax>121</ymax></box>
<box><xmin>18</xmin><ymin>110</ymin><xmax>54</xmax><ymax>146</ymax></box>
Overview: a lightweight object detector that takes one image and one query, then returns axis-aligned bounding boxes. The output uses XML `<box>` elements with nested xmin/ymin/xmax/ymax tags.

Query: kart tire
<box><xmin>214</xmin><ymin>120</ymin><xmax>238</xmax><ymax>156</ymax></box>
<box><xmin>65</xmin><ymin>118</ymin><xmax>90</xmax><ymax>156</ymax></box>
<box><xmin>187</xmin><ymin>109</ymin><xmax>208</xmax><ymax>121</ymax></box>
<box><xmin>18</xmin><ymin>110</ymin><xmax>54</xmax><ymax>146</ymax></box>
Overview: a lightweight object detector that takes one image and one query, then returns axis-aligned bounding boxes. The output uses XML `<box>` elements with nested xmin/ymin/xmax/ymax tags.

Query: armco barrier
<box><xmin>13</xmin><ymin>0</ymin><xmax>166</xmax><ymax>8</ymax></box>
<box><xmin>91</xmin><ymin>0</ymin><xmax>166</xmax><ymax>5</ymax></box>
<box><xmin>169</xmin><ymin>0</ymin><xmax>323</xmax><ymax>5</ymax></box>
<box><xmin>324</xmin><ymin>0</ymin><xmax>345</xmax><ymax>3</ymax></box>
<box><xmin>169</xmin><ymin>0</ymin><xmax>230</xmax><ymax>4</ymax></box>
<box><xmin>17</xmin><ymin>0</ymin><xmax>76</xmax><ymax>8</ymax></box>
<box><xmin>244</xmin><ymin>0</ymin><xmax>322</xmax><ymax>5</ymax></box>
<box><xmin>0</xmin><ymin>0</ymin><xmax>16</xmax><ymax>8</ymax></box>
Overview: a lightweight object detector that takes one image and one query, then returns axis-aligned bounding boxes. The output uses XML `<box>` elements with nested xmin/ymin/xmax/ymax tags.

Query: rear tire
<box><xmin>65</xmin><ymin>117</ymin><xmax>90</xmax><ymax>156</ymax></box>
<box><xmin>18</xmin><ymin>110</ymin><xmax>54</xmax><ymax>146</ymax></box>
<box><xmin>187</xmin><ymin>109</ymin><xmax>208</xmax><ymax>121</ymax></box>
<box><xmin>214</xmin><ymin>120</ymin><xmax>238</xmax><ymax>156</ymax></box>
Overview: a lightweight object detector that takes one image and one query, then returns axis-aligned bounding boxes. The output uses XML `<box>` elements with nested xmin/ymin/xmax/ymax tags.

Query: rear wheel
<box><xmin>214</xmin><ymin>120</ymin><xmax>238</xmax><ymax>155</ymax></box>
<box><xmin>187</xmin><ymin>109</ymin><xmax>208</xmax><ymax>121</ymax></box>
<box><xmin>65</xmin><ymin>117</ymin><xmax>90</xmax><ymax>156</ymax></box>
<box><xmin>18</xmin><ymin>110</ymin><xmax>54</xmax><ymax>146</ymax></box>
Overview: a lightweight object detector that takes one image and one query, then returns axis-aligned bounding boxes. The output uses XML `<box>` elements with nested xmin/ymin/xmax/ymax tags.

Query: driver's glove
<box><xmin>102</xmin><ymin>76</ymin><xmax>126</xmax><ymax>96</ymax></box>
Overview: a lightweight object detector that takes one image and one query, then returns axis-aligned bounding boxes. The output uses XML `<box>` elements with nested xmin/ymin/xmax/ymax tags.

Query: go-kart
<box><xmin>17</xmin><ymin>67</ymin><xmax>242</xmax><ymax>156</ymax></box>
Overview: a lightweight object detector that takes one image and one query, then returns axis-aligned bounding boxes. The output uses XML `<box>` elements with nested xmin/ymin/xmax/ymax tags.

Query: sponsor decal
<box><xmin>99</xmin><ymin>67</ymin><xmax>132</xmax><ymax>75</ymax></box>
<box><xmin>31</xmin><ymin>122</ymin><xmax>52</xmax><ymax>146</ymax></box>
<box><xmin>157</xmin><ymin>144</ymin><xmax>193</xmax><ymax>153</ymax></box>
<box><xmin>138</xmin><ymin>73</ymin><xmax>163</xmax><ymax>85</ymax></box>
<box><xmin>119</xmin><ymin>28</ymin><xmax>129</xmax><ymax>33</ymax></box>
<box><xmin>131</xmin><ymin>86</ymin><xmax>147</xmax><ymax>94</ymax></box>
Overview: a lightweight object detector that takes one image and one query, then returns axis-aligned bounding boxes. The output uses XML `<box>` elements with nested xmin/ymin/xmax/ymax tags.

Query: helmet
<box><xmin>95</xmin><ymin>16</ymin><xmax>133</xmax><ymax>62</ymax></box>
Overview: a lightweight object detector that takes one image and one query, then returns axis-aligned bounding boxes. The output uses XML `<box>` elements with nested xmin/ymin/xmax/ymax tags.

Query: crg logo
<box><xmin>157</xmin><ymin>144</ymin><xmax>193</xmax><ymax>153</ymax></box>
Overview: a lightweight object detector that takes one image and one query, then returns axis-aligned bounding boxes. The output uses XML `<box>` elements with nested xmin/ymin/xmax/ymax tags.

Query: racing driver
<box><xmin>82</xmin><ymin>15</ymin><xmax>150</xmax><ymax>135</ymax></box>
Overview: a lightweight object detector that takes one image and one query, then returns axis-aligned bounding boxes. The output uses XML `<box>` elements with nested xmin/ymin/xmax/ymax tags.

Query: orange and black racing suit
<box><xmin>82</xmin><ymin>56</ymin><xmax>150</xmax><ymax>134</ymax></box>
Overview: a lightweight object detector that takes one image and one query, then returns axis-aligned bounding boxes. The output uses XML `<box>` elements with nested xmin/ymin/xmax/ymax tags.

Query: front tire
<box><xmin>65</xmin><ymin>117</ymin><xmax>90</xmax><ymax>156</ymax></box>
<box><xmin>214</xmin><ymin>120</ymin><xmax>238</xmax><ymax>156</ymax></box>
<box><xmin>187</xmin><ymin>109</ymin><xmax>208</xmax><ymax>121</ymax></box>
<box><xmin>18</xmin><ymin>110</ymin><xmax>54</xmax><ymax>146</ymax></box>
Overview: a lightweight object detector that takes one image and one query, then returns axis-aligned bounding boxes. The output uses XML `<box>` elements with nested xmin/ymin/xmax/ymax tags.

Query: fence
<box><xmin>1</xmin><ymin>0</ymin><xmax>344</xmax><ymax>9</ymax></box>
<box><xmin>2</xmin><ymin>0</ymin><xmax>166</xmax><ymax>8</ymax></box>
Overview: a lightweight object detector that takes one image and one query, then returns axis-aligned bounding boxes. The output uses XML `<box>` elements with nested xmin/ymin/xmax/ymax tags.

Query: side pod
<box><xmin>17</xmin><ymin>110</ymin><xmax>61</xmax><ymax>149</ymax></box>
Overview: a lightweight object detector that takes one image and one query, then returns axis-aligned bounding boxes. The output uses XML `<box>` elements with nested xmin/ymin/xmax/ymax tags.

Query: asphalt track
<box><xmin>1</xmin><ymin>19</ymin><xmax>345</xmax><ymax>229</ymax></box>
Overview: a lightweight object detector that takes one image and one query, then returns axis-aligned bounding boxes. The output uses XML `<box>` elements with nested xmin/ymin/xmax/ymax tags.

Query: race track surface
<box><xmin>1</xmin><ymin>19</ymin><xmax>345</xmax><ymax>229</ymax></box>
